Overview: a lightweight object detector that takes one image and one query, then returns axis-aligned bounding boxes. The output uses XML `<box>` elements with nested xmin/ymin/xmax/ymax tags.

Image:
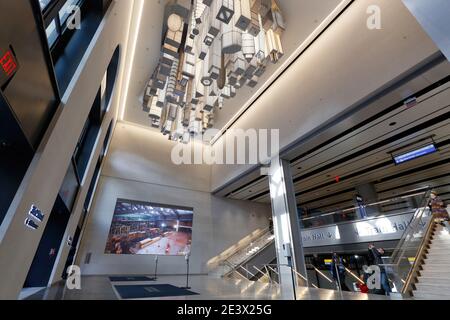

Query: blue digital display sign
<box><xmin>393</xmin><ymin>144</ymin><xmax>437</xmax><ymax>165</ymax></box>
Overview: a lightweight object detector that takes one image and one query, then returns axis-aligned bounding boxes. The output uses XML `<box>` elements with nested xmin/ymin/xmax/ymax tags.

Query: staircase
<box><xmin>413</xmin><ymin>224</ymin><xmax>450</xmax><ymax>300</ymax></box>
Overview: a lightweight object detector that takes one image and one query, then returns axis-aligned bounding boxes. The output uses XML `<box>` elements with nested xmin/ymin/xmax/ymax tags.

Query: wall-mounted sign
<box><xmin>24</xmin><ymin>204</ymin><xmax>45</xmax><ymax>231</ymax></box>
<box><xmin>28</xmin><ymin>205</ymin><xmax>44</xmax><ymax>222</ymax></box>
<box><xmin>0</xmin><ymin>46</ymin><xmax>19</xmax><ymax>89</ymax></box>
<box><xmin>404</xmin><ymin>97</ymin><xmax>417</xmax><ymax>109</ymax></box>
<box><xmin>67</xmin><ymin>236</ymin><xmax>73</xmax><ymax>247</ymax></box>
<box><xmin>300</xmin><ymin>212</ymin><xmax>426</xmax><ymax>248</ymax></box>
<box><xmin>24</xmin><ymin>218</ymin><xmax>39</xmax><ymax>230</ymax></box>
<box><xmin>393</xmin><ymin>144</ymin><xmax>437</xmax><ymax>165</ymax></box>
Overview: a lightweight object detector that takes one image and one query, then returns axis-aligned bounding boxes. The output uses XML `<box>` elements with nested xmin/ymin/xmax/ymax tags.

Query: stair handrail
<box><xmin>379</xmin><ymin>188</ymin><xmax>434</xmax><ymax>294</ymax></box>
<box><xmin>388</xmin><ymin>188</ymin><xmax>432</xmax><ymax>265</ymax></box>
<box><xmin>308</xmin><ymin>265</ymin><xmax>333</xmax><ymax>284</ymax></box>
<box><xmin>400</xmin><ymin>214</ymin><xmax>437</xmax><ymax>295</ymax></box>
<box><xmin>224</xmin><ymin>228</ymin><xmax>274</xmax><ymax>266</ymax></box>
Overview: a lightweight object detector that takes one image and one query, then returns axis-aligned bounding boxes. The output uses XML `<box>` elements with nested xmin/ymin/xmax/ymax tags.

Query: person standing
<box><xmin>269</xmin><ymin>217</ymin><xmax>274</xmax><ymax>234</ymax></box>
<box><xmin>368</xmin><ymin>244</ymin><xmax>391</xmax><ymax>296</ymax></box>
<box><xmin>429</xmin><ymin>190</ymin><xmax>450</xmax><ymax>230</ymax></box>
<box><xmin>331</xmin><ymin>253</ymin><xmax>350</xmax><ymax>291</ymax></box>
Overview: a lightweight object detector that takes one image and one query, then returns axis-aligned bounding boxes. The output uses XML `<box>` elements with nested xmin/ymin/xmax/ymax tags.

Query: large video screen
<box><xmin>104</xmin><ymin>199</ymin><xmax>193</xmax><ymax>255</ymax></box>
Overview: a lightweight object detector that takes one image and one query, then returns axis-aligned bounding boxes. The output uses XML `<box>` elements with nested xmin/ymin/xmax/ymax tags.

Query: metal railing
<box><xmin>379</xmin><ymin>189</ymin><xmax>433</xmax><ymax>294</ymax></box>
<box><xmin>300</xmin><ymin>188</ymin><xmax>430</xmax><ymax>229</ymax></box>
<box><xmin>221</xmin><ymin>228</ymin><xmax>275</xmax><ymax>278</ymax></box>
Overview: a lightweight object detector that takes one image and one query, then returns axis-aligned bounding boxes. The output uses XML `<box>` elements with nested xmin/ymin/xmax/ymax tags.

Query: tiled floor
<box><xmin>25</xmin><ymin>275</ymin><xmax>394</xmax><ymax>300</ymax></box>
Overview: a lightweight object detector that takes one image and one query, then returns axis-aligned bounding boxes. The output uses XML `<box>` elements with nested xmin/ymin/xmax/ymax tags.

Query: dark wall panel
<box><xmin>0</xmin><ymin>0</ymin><xmax>59</xmax><ymax>148</ymax></box>
<box><xmin>24</xmin><ymin>195</ymin><xmax>71</xmax><ymax>288</ymax></box>
<box><xmin>0</xmin><ymin>92</ymin><xmax>34</xmax><ymax>226</ymax></box>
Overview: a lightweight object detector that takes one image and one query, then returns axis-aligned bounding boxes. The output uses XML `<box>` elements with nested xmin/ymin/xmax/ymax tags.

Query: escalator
<box><xmin>218</xmin><ymin>228</ymin><xmax>277</xmax><ymax>281</ymax></box>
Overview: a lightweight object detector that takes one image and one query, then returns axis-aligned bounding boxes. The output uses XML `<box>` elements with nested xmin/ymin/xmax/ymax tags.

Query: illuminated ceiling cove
<box><xmin>142</xmin><ymin>0</ymin><xmax>286</xmax><ymax>143</ymax></box>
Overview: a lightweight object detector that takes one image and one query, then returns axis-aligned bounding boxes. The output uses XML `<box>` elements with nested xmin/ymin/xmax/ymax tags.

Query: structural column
<box><xmin>268</xmin><ymin>156</ymin><xmax>308</xmax><ymax>299</ymax></box>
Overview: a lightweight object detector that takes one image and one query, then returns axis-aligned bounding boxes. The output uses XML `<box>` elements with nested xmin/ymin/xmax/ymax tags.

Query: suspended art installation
<box><xmin>143</xmin><ymin>0</ymin><xmax>286</xmax><ymax>143</ymax></box>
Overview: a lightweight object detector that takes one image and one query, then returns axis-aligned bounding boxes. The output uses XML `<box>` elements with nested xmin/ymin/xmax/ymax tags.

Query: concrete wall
<box><xmin>76</xmin><ymin>123</ymin><xmax>272</xmax><ymax>275</ymax></box>
<box><xmin>0</xmin><ymin>0</ymin><xmax>135</xmax><ymax>299</ymax></box>
<box><xmin>210</xmin><ymin>195</ymin><xmax>272</xmax><ymax>257</ymax></box>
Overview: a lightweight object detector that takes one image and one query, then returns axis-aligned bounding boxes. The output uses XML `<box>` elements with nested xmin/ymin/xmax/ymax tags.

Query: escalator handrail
<box><xmin>221</xmin><ymin>227</ymin><xmax>273</xmax><ymax>264</ymax></box>
<box><xmin>225</xmin><ymin>229</ymin><xmax>275</xmax><ymax>267</ymax></box>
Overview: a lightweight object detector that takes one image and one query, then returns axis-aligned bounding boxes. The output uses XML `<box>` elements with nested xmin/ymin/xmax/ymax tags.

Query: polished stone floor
<box><xmin>25</xmin><ymin>275</ymin><xmax>396</xmax><ymax>300</ymax></box>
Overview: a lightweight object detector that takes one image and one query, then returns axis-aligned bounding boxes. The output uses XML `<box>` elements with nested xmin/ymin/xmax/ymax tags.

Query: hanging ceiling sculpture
<box><xmin>143</xmin><ymin>0</ymin><xmax>285</xmax><ymax>143</ymax></box>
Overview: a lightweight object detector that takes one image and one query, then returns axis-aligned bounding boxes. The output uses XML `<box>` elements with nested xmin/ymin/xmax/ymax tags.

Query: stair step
<box><xmin>425</xmin><ymin>249</ymin><xmax>449</xmax><ymax>255</ymax></box>
<box><xmin>431</xmin><ymin>237</ymin><xmax>450</xmax><ymax>241</ymax></box>
<box><xmin>421</xmin><ymin>259</ymin><xmax>450</xmax><ymax>273</ymax></box>
<box><xmin>429</xmin><ymin>245</ymin><xmax>450</xmax><ymax>249</ymax></box>
<box><xmin>419</xmin><ymin>270</ymin><xmax>450</xmax><ymax>279</ymax></box>
<box><xmin>420</xmin><ymin>265</ymin><xmax>450</xmax><ymax>277</ymax></box>
<box><xmin>417</xmin><ymin>277</ymin><xmax>450</xmax><ymax>286</ymax></box>
<box><xmin>430</xmin><ymin>238</ymin><xmax>450</xmax><ymax>245</ymax></box>
<box><xmin>426</xmin><ymin>250</ymin><xmax>450</xmax><ymax>256</ymax></box>
<box><xmin>432</xmin><ymin>231</ymin><xmax>449</xmax><ymax>236</ymax></box>
<box><xmin>431</xmin><ymin>241</ymin><xmax>450</xmax><ymax>244</ymax></box>
<box><xmin>424</xmin><ymin>258</ymin><xmax>450</xmax><ymax>264</ymax></box>
<box><xmin>432</xmin><ymin>229</ymin><xmax>450</xmax><ymax>234</ymax></box>
<box><xmin>433</xmin><ymin>234</ymin><xmax>450</xmax><ymax>239</ymax></box>
<box><xmin>413</xmin><ymin>291</ymin><xmax>450</xmax><ymax>300</ymax></box>
<box><xmin>428</xmin><ymin>245</ymin><xmax>450</xmax><ymax>253</ymax></box>
<box><xmin>415</xmin><ymin>282</ymin><xmax>450</xmax><ymax>291</ymax></box>
<box><xmin>424</xmin><ymin>256</ymin><xmax>450</xmax><ymax>263</ymax></box>
<box><xmin>425</xmin><ymin>251</ymin><xmax>446</xmax><ymax>256</ymax></box>
<box><xmin>425</xmin><ymin>253</ymin><xmax>449</xmax><ymax>259</ymax></box>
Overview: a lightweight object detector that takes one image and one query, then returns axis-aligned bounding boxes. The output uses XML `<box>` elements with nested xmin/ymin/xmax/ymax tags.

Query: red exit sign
<box><xmin>0</xmin><ymin>46</ymin><xmax>19</xmax><ymax>88</ymax></box>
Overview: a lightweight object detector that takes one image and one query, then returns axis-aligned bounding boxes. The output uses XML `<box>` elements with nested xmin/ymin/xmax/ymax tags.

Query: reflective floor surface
<box><xmin>25</xmin><ymin>275</ymin><xmax>398</xmax><ymax>300</ymax></box>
